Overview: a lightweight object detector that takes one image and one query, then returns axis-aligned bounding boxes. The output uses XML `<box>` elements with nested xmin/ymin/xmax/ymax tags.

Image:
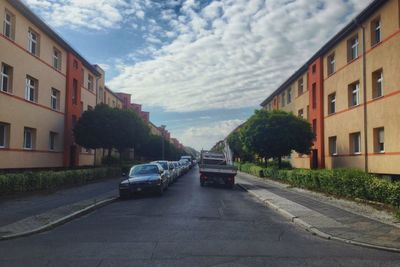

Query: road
<box><xmin>0</xmin><ymin>166</ymin><xmax>399</xmax><ymax>266</ymax></box>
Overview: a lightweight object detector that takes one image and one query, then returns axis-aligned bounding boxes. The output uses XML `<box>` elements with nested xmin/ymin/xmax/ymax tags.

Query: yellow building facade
<box><xmin>261</xmin><ymin>0</ymin><xmax>400</xmax><ymax>176</ymax></box>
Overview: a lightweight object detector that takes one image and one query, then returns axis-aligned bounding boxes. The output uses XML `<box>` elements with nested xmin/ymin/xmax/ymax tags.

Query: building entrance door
<box><xmin>311</xmin><ymin>149</ymin><xmax>318</xmax><ymax>169</ymax></box>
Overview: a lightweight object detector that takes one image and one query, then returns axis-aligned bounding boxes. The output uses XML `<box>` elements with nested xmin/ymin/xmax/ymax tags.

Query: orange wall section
<box><xmin>308</xmin><ymin>57</ymin><xmax>325</xmax><ymax>168</ymax></box>
<box><xmin>63</xmin><ymin>53</ymin><xmax>83</xmax><ymax>167</ymax></box>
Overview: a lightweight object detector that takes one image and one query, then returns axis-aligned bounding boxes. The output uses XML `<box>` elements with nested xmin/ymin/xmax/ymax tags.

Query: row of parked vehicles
<box><xmin>119</xmin><ymin>156</ymin><xmax>196</xmax><ymax>198</ymax></box>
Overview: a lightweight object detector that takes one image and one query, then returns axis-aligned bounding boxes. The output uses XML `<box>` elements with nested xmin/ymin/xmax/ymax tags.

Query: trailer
<box><xmin>199</xmin><ymin>150</ymin><xmax>237</xmax><ymax>188</ymax></box>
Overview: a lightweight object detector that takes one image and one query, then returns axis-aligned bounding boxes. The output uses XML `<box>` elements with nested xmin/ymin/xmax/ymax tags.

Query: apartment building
<box><xmin>261</xmin><ymin>0</ymin><xmax>400</xmax><ymax>176</ymax></box>
<box><xmin>0</xmin><ymin>0</ymin><xmax>99</xmax><ymax>169</ymax></box>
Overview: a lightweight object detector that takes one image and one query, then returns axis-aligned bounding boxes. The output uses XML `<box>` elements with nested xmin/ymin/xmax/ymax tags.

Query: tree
<box><xmin>241</xmin><ymin>109</ymin><xmax>314</xmax><ymax>168</ymax></box>
<box><xmin>227</xmin><ymin>130</ymin><xmax>253</xmax><ymax>162</ymax></box>
<box><xmin>74</xmin><ymin>104</ymin><xmax>150</xmax><ymax>160</ymax></box>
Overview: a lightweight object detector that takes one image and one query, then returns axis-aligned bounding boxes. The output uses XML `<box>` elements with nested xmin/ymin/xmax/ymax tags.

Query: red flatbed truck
<box><xmin>199</xmin><ymin>150</ymin><xmax>237</xmax><ymax>188</ymax></box>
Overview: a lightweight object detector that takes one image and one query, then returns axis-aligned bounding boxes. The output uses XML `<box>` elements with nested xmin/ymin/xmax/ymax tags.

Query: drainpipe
<box><xmin>354</xmin><ymin>19</ymin><xmax>368</xmax><ymax>173</ymax></box>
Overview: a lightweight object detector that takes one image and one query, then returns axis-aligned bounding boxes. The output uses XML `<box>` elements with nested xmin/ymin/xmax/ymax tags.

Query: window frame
<box><xmin>328</xmin><ymin>92</ymin><xmax>336</xmax><ymax>114</ymax></box>
<box><xmin>348</xmin><ymin>82</ymin><xmax>360</xmax><ymax>107</ymax></box>
<box><xmin>371</xmin><ymin>17</ymin><xmax>381</xmax><ymax>46</ymax></box>
<box><xmin>88</xmin><ymin>74</ymin><xmax>94</xmax><ymax>91</ymax></box>
<box><xmin>3</xmin><ymin>10</ymin><xmax>14</xmax><ymax>40</ymax></box>
<box><xmin>297</xmin><ymin>78</ymin><xmax>304</xmax><ymax>96</ymax></box>
<box><xmin>287</xmin><ymin>88</ymin><xmax>292</xmax><ymax>104</ymax></box>
<box><xmin>348</xmin><ymin>35</ymin><xmax>359</xmax><ymax>62</ymax></box>
<box><xmin>28</xmin><ymin>28</ymin><xmax>39</xmax><ymax>56</ymax></box>
<box><xmin>1</xmin><ymin>62</ymin><xmax>12</xmax><ymax>93</ymax></box>
<box><xmin>25</xmin><ymin>76</ymin><xmax>38</xmax><ymax>102</ymax></box>
<box><xmin>52</xmin><ymin>47</ymin><xmax>62</xmax><ymax>70</ymax></box>
<box><xmin>0</xmin><ymin>122</ymin><xmax>9</xmax><ymax>148</ymax></box>
<box><xmin>329</xmin><ymin>136</ymin><xmax>337</xmax><ymax>156</ymax></box>
<box><xmin>49</xmin><ymin>131</ymin><xmax>58</xmax><ymax>151</ymax></box>
<box><xmin>374</xmin><ymin>127</ymin><xmax>385</xmax><ymax>153</ymax></box>
<box><xmin>350</xmin><ymin>132</ymin><xmax>361</xmax><ymax>154</ymax></box>
<box><xmin>51</xmin><ymin>88</ymin><xmax>60</xmax><ymax>110</ymax></box>
<box><xmin>72</xmin><ymin>79</ymin><xmax>78</xmax><ymax>105</ymax></box>
<box><xmin>281</xmin><ymin>91</ymin><xmax>285</xmax><ymax>107</ymax></box>
<box><xmin>23</xmin><ymin>127</ymin><xmax>34</xmax><ymax>150</ymax></box>
<box><xmin>372</xmin><ymin>69</ymin><xmax>383</xmax><ymax>99</ymax></box>
<box><xmin>327</xmin><ymin>53</ymin><xmax>335</xmax><ymax>75</ymax></box>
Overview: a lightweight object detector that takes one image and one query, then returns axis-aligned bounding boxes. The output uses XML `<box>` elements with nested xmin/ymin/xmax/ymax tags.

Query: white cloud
<box><xmin>107</xmin><ymin>0</ymin><xmax>372</xmax><ymax>112</ymax></box>
<box><xmin>178</xmin><ymin>119</ymin><xmax>243</xmax><ymax>151</ymax></box>
<box><xmin>23</xmin><ymin>0</ymin><xmax>150</xmax><ymax>30</ymax></box>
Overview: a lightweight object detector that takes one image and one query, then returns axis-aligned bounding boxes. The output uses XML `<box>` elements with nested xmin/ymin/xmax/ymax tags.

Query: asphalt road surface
<box><xmin>1</xmin><ymin>166</ymin><xmax>399</xmax><ymax>266</ymax></box>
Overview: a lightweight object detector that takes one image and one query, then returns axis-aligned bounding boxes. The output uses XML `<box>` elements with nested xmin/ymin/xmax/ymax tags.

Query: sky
<box><xmin>24</xmin><ymin>0</ymin><xmax>372</xmax><ymax>151</ymax></box>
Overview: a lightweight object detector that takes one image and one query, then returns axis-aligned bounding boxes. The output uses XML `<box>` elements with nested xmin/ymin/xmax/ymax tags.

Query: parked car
<box><xmin>152</xmin><ymin>161</ymin><xmax>174</xmax><ymax>184</ymax></box>
<box><xmin>119</xmin><ymin>163</ymin><xmax>168</xmax><ymax>198</ymax></box>
<box><xmin>168</xmin><ymin>161</ymin><xmax>178</xmax><ymax>182</ymax></box>
<box><xmin>172</xmin><ymin>161</ymin><xmax>182</xmax><ymax>177</ymax></box>
<box><xmin>179</xmin><ymin>159</ymin><xmax>190</xmax><ymax>173</ymax></box>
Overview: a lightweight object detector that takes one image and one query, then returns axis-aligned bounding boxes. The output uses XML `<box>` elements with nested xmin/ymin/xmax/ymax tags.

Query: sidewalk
<box><xmin>236</xmin><ymin>171</ymin><xmax>400</xmax><ymax>253</ymax></box>
<box><xmin>0</xmin><ymin>178</ymin><xmax>119</xmax><ymax>240</ymax></box>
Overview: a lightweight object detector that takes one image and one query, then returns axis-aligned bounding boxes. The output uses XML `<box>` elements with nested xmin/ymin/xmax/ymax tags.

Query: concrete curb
<box><xmin>237</xmin><ymin>182</ymin><xmax>400</xmax><ymax>253</ymax></box>
<box><xmin>0</xmin><ymin>197</ymin><xmax>117</xmax><ymax>241</ymax></box>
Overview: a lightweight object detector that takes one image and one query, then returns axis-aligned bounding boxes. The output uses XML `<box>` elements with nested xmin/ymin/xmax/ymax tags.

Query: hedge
<box><xmin>0</xmin><ymin>167</ymin><xmax>121</xmax><ymax>195</ymax></box>
<box><xmin>237</xmin><ymin>162</ymin><xmax>400</xmax><ymax>208</ymax></box>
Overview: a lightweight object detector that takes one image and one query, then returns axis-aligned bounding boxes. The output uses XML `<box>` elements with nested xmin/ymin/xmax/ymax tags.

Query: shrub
<box><xmin>238</xmin><ymin>162</ymin><xmax>400</xmax><ymax>209</ymax></box>
<box><xmin>0</xmin><ymin>167</ymin><xmax>121</xmax><ymax>195</ymax></box>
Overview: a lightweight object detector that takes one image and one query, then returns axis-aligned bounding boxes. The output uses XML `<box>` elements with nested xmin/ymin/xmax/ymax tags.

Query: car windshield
<box><xmin>129</xmin><ymin>165</ymin><xmax>159</xmax><ymax>176</ymax></box>
<box><xmin>157</xmin><ymin>162</ymin><xmax>168</xmax><ymax>169</ymax></box>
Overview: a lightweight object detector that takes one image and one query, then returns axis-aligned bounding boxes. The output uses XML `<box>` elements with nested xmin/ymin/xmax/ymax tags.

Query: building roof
<box><xmin>260</xmin><ymin>0</ymin><xmax>387</xmax><ymax>107</ymax></box>
<box><xmin>104</xmin><ymin>86</ymin><xmax>124</xmax><ymax>102</ymax></box>
<box><xmin>9</xmin><ymin>0</ymin><xmax>101</xmax><ymax>76</ymax></box>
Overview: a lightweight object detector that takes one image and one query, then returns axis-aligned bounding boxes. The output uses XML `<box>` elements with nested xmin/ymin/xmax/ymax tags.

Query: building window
<box><xmin>49</xmin><ymin>132</ymin><xmax>58</xmax><ymax>151</ymax></box>
<box><xmin>371</xmin><ymin>18</ymin><xmax>381</xmax><ymax>46</ymax></box>
<box><xmin>372</xmin><ymin>69</ymin><xmax>383</xmax><ymax>98</ymax></box>
<box><xmin>312</xmin><ymin>64</ymin><xmax>316</xmax><ymax>73</ymax></box>
<box><xmin>327</xmin><ymin>53</ymin><xmax>335</xmax><ymax>75</ymax></box>
<box><xmin>3</xmin><ymin>10</ymin><xmax>14</xmax><ymax>39</ymax></box>
<box><xmin>73</xmin><ymin>60</ymin><xmax>78</xmax><ymax>69</ymax></box>
<box><xmin>328</xmin><ymin>93</ymin><xmax>336</xmax><ymax>114</ymax></box>
<box><xmin>28</xmin><ymin>29</ymin><xmax>39</xmax><ymax>56</ymax></box>
<box><xmin>1</xmin><ymin>63</ymin><xmax>12</xmax><ymax>93</ymax></box>
<box><xmin>348</xmin><ymin>35</ymin><xmax>358</xmax><ymax>62</ymax></box>
<box><xmin>0</xmin><ymin>122</ymin><xmax>10</xmax><ymax>148</ymax></box>
<box><xmin>25</xmin><ymin>76</ymin><xmax>38</xmax><ymax>102</ymax></box>
<box><xmin>51</xmin><ymin>88</ymin><xmax>60</xmax><ymax>110</ymax></box>
<box><xmin>329</xmin><ymin>136</ymin><xmax>337</xmax><ymax>156</ymax></box>
<box><xmin>298</xmin><ymin>109</ymin><xmax>303</xmax><ymax>118</ymax></box>
<box><xmin>53</xmin><ymin>48</ymin><xmax>62</xmax><ymax>70</ymax></box>
<box><xmin>88</xmin><ymin>74</ymin><xmax>93</xmax><ymax>91</ymax></box>
<box><xmin>312</xmin><ymin>83</ymin><xmax>316</xmax><ymax>109</ymax></box>
<box><xmin>374</xmin><ymin>127</ymin><xmax>384</xmax><ymax>153</ymax></box>
<box><xmin>350</xmin><ymin>132</ymin><xmax>361</xmax><ymax>154</ymax></box>
<box><xmin>298</xmin><ymin>78</ymin><xmax>303</xmax><ymax>96</ymax></box>
<box><xmin>287</xmin><ymin>88</ymin><xmax>292</xmax><ymax>104</ymax></box>
<box><xmin>281</xmin><ymin>92</ymin><xmax>285</xmax><ymax>107</ymax></box>
<box><xmin>348</xmin><ymin>82</ymin><xmax>360</xmax><ymax>107</ymax></box>
<box><xmin>72</xmin><ymin>79</ymin><xmax>78</xmax><ymax>104</ymax></box>
<box><xmin>23</xmin><ymin>127</ymin><xmax>35</xmax><ymax>149</ymax></box>
<box><xmin>87</xmin><ymin>105</ymin><xmax>93</xmax><ymax>111</ymax></box>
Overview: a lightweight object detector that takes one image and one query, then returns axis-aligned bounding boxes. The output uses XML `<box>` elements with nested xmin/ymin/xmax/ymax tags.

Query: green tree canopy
<box><xmin>74</xmin><ymin>104</ymin><xmax>150</xmax><ymax>158</ymax></box>
<box><xmin>241</xmin><ymin>109</ymin><xmax>314</xmax><ymax>167</ymax></box>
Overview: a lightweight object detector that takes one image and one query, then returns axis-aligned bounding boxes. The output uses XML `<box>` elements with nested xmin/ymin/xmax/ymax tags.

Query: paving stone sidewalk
<box><xmin>236</xmin><ymin>172</ymin><xmax>400</xmax><ymax>252</ymax></box>
<box><xmin>0</xmin><ymin>179</ymin><xmax>119</xmax><ymax>240</ymax></box>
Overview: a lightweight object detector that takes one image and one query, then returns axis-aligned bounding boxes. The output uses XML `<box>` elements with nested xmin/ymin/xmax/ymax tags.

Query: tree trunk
<box><xmin>278</xmin><ymin>156</ymin><xmax>282</xmax><ymax>169</ymax></box>
<box><xmin>108</xmin><ymin>147</ymin><xmax>112</xmax><ymax>158</ymax></box>
<box><xmin>264</xmin><ymin>157</ymin><xmax>268</xmax><ymax>167</ymax></box>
